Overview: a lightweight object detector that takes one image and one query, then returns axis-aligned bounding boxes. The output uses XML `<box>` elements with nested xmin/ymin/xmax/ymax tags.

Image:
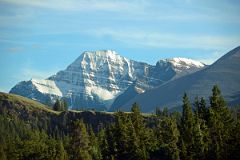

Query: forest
<box><xmin>0</xmin><ymin>85</ymin><xmax>240</xmax><ymax>160</ymax></box>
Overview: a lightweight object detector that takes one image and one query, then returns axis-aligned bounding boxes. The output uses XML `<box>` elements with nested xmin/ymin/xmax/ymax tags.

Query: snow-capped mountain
<box><xmin>118</xmin><ymin>46</ymin><xmax>240</xmax><ymax>112</ymax></box>
<box><xmin>157</xmin><ymin>57</ymin><xmax>205</xmax><ymax>79</ymax></box>
<box><xmin>10</xmin><ymin>50</ymin><xmax>205</xmax><ymax>110</ymax></box>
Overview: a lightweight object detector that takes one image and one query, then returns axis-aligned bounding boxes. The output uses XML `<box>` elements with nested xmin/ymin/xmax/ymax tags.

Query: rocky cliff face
<box><xmin>10</xmin><ymin>50</ymin><xmax>205</xmax><ymax>110</ymax></box>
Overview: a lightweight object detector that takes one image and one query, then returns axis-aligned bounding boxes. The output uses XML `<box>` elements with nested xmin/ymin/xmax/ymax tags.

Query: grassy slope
<box><xmin>0</xmin><ymin>92</ymin><xmax>59</xmax><ymax>114</ymax></box>
<box><xmin>0</xmin><ymin>92</ymin><xmax>152</xmax><ymax>118</ymax></box>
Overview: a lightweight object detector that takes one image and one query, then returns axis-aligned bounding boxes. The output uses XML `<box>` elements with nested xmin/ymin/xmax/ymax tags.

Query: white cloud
<box><xmin>85</xmin><ymin>28</ymin><xmax>240</xmax><ymax>50</ymax></box>
<box><xmin>0</xmin><ymin>0</ymin><xmax>145</xmax><ymax>12</ymax></box>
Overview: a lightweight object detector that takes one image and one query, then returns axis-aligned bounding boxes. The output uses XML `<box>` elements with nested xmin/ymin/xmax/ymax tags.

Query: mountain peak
<box><xmin>158</xmin><ymin>57</ymin><xmax>205</xmax><ymax>68</ymax></box>
<box><xmin>168</xmin><ymin>57</ymin><xmax>205</xmax><ymax>68</ymax></box>
<box><xmin>82</xmin><ymin>50</ymin><xmax>119</xmax><ymax>58</ymax></box>
<box><xmin>10</xmin><ymin>50</ymin><xmax>208</xmax><ymax>111</ymax></box>
<box><xmin>70</xmin><ymin>50</ymin><xmax>126</xmax><ymax>68</ymax></box>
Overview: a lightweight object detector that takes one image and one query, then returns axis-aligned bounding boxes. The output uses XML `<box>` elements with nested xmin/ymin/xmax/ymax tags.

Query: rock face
<box><xmin>119</xmin><ymin>46</ymin><xmax>240</xmax><ymax>112</ymax></box>
<box><xmin>10</xmin><ymin>50</ymin><xmax>205</xmax><ymax>110</ymax></box>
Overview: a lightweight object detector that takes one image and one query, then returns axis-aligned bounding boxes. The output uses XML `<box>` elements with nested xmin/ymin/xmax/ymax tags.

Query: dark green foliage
<box><xmin>0</xmin><ymin>144</ymin><xmax>6</xmax><ymax>160</ymax></box>
<box><xmin>228</xmin><ymin>119</ymin><xmax>240</xmax><ymax>159</ymax></box>
<box><xmin>53</xmin><ymin>99</ymin><xmax>62</xmax><ymax>111</ymax></box>
<box><xmin>53</xmin><ymin>99</ymin><xmax>68</xmax><ymax>111</ymax></box>
<box><xmin>208</xmin><ymin>85</ymin><xmax>234</xmax><ymax>160</ymax></box>
<box><xmin>130</xmin><ymin>103</ymin><xmax>153</xmax><ymax>159</ymax></box>
<box><xmin>0</xmin><ymin>115</ymin><xmax>68</xmax><ymax>160</ymax></box>
<box><xmin>194</xmin><ymin>97</ymin><xmax>208</xmax><ymax>121</ymax></box>
<box><xmin>70</xmin><ymin>119</ymin><xmax>92</xmax><ymax>160</ymax></box>
<box><xmin>192</xmin><ymin>115</ymin><xmax>209</xmax><ymax>160</ymax></box>
<box><xmin>63</xmin><ymin>99</ymin><xmax>68</xmax><ymax>111</ymax></box>
<box><xmin>89</xmin><ymin>128</ymin><xmax>102</xmax><ymax>160</ymax></box>
<box><xmin>180</xmin><ymin>93</ymin><xmax>194</xmax><ymax>160</ymax></box>
<box><xmin>0</xmin><ymin>86</ymin><xmax>240</xmax><ymax>160</ymax></box>
<box><xmin>154</xmin><ymin>116</ymin><xmax>179</xmax><ymax>160</ymax></box>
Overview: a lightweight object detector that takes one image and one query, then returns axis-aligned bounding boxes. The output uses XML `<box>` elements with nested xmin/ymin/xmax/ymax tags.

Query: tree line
<box><xmin>0</xmin><ymin>85</ymin><xmax>240</xmax><ymax>160</ymax></box>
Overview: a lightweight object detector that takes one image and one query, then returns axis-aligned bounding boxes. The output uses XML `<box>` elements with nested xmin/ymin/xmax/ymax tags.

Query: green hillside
<box><xmin>0</xmin><ymin>92</ymin><xmax>58</xmax><ymax>114</ymax></box>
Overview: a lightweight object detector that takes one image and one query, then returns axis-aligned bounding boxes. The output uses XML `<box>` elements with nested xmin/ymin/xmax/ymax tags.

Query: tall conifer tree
<box><xmin>180</xmin><ymin>93</ymin><xmax>194</xmax><ymax>160</ymax></box>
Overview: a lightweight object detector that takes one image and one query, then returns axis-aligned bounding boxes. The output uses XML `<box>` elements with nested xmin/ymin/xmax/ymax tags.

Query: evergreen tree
<box><xmin>155</xmin><ymin>116</ymin><xmax>180</xmax><ymax>160</ymax></box>
<box><xmin>130</xmin><ymin>103</ymin><xmax>149</xmax><ymax>160</ymax></box>
<box><xmin>192</xmin><ymin>115</ymin><xmax>208</xmax><ymax>160</ymax></box>
<box><xmin>89</xmin><ymin>127</ymin><xmax>102</xmax><ymax>160</ymax></box>
<box><xmin>98</xmin><ymin>127</ymin><xmax>115</xmax><ymax>160</ymax></box>
<box><xmin>114</xmin><ymin>111</ymin><xmax>131</xmax><ymax>159</ymax></box>
<box><xmin>62</xmin><ymin>99</ymin><xmax>68</xmax><ymax>111</ymax></box>
<box><xmin>53</xmin><ymin>99</ymin><xmax>62</xmax><ymax>111</ymax></box>
<box><xmin>98</xmin><ymin>128</ymin><xmax>108</xmax><ymax>160</ymax></box>
<box><xmin>208</xmin><ymin>85</ymin><xmax>234</xmax><ymax>160</ymax></box>
<box><xmin>128</xmin><ymin>119</ymin><xmax>142</xmax><ymax>160</ymax></box>
<box><xmin>194</xmin><ymin>97</ymin><xmax>208</xmax><ymax>121</ymax></box>
<box><xmin>55</xmin><ymin>140</ymin><xmax>68</xmax><ymax>160</ymax></box>
<box><xmin>70</xmin><ymin>119</ymin><xmax>92</xmax><ymax>160</ymax></box>
<box><xmin>180</xmin><ymin>93</ymin><xmax>194</xmax><ymax>160</ymax></box>
<box><xmin>228</xmin><ymin>119</ymin><xmax>240</xmax><ymax>159</ymax></box>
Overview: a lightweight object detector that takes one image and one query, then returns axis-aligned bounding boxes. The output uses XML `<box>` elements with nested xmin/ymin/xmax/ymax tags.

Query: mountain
<box><xmin>118</xmin><ymin>46</ymin><xmax>240</xmax><ymax>112</ymax></box>
<box><xmin>10</xmin><ymin>50</ymin><xmax>205</xmax><ymax>110</ymax></box>
<box><xmin>109</xmin><ymin>57</ymin><xmax>205</xmax><ymax>111</ymax></box>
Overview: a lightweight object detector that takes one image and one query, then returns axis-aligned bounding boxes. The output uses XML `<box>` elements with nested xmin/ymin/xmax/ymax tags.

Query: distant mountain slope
<box><xmin>119</xmin><ymin>46</ymin><xmax>240</xmax><ymax>112</ymax></box>
<box><xmin>0</xmin><ymin>92</ymin><xmax>115</xmax><ymax>132</ymax></box>
<box><xmin>109</xmin><ymin>57</ymin><xmax>206</xmax><ymax>111</ymax></box>
<box><xmin>10</xmin><ymin>50</ymin><xmax>205</xmax><ymax>111</ymax></box>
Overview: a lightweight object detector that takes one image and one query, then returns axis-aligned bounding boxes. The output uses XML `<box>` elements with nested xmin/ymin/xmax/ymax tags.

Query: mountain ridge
<box><xmin>119</xmin><ymin>46</ymin><xmax>240</xmax><ymax>112</ymax></box>
<box><xmin>10</xmin><ymin>50</ymin><xmax>206</xmax><ymax>111</ymax></box>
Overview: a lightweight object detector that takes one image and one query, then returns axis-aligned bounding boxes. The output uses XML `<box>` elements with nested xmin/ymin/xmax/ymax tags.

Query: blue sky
<box><xmin>0</xmin><ymin>0</ymin><xmax>240</xmax><ymax>92</ymax></box>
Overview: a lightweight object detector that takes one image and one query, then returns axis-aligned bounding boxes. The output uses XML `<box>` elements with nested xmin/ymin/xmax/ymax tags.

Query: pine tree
<box><xmin>155</xmin><ymin>116</ymin><xmax>180</xmax><ymax>160</ymax></box>
<box><xmin>128</xmin><ymin>119</ymin><xmax>142</xmax><ymax>160</ymax></box>
<box><xmin>70</xmin><ymin>119</ymin><xmax>92</xmax><ymax>160</ymax></box>
<box><xmin>62</xmin><ymin>99</ymin><xmax>68</xmax><ymax>111</ymax></box>
<box><xmin>228</xmin><ymin>119</ymin><xmax>240</xmax><ymax>159</ymax></box>
<box><xmin>193</xmin><ymin>116</ymin><xmax>206</xmax><ymax>160</ymax></box>
<box><xmin>114</xmin><ymin>111</ymin><xmax>131</xmax><ymax>159</ymax></box>
<box><xmin>194</xmin><ymin>97</ymin><xmax>208</xmax><ymax>121</ymax></box>
<box><xmin>98</xmin><ymin>128</ymin><xmax>109</xmax><ymax>160</ymax></box>
<box><xmin>208</xmin><ymin>85</ymin><xmax>234</xmax><ymax>160</ymax></box>
<box><xmin>199</xmin><ymin>97</ymin><xmax>208</xmax><ymax>121</ymax></box>
<box><xmin>130</xmin><ymin>103</ymin><xmax>149</xmax><ymax>160</ymax></box>
<box><xmin>53</xmin><ymin>99</ymin><xmax>62</xmax><ymax>111</ymax></box>
<box><xmin>55</xmin><ymin>140</ymin><xmax>68</xmax><ymax>160</ymax></box>
<box><xmin>89</xmin><ymin>127</ymin><xmax>102</xmax><ymax>160</ymax></box>
<box><xmin>180</xmin><ymin>93</ymin><xmax>194</xmax><ymax>160</ymax></box>
<box><xmin>99</xmin><ymin>127</ymin><xmax>116</xmax><ymax>160</ymax></box>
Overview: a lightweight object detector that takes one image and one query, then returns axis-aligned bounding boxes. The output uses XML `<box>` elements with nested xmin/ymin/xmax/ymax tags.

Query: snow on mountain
<box><xmin>10</xmin><ymin>50</ymin><xmax>206</xmax><ymax>111</ymax></box>
<box><xmin>157</xmin><ymin>57</ymin><xmax>206</xmax><ymax>79</ymax></box>
<box><xmin>31</xmin><ymin>79</ymin><xmax>62</xmax><ymax>96</ymax></box>
<box><xmin>118</xmin><ymin>46</ymin><xmax>240</xmax><ymax>112</ymax></box>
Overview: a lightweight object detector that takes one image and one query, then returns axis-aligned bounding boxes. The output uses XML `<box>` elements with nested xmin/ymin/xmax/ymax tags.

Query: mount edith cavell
<box><xmin>2</xmin><ymin>1</ymin><xmax>240</xmax><ymax>159</ymax></box>
<box><xmin>1</xmin><ymin>46</ymin><xmax>240</xmax><ymax>160</ymax></box>
<box><xmin>10</xmin><ymin>47</ymin><xmax>240</xmax><ymax>112</ymax></box>
<box><xmin>10</xmin><ymin>50</ymin><xmax>207</xmax><ymax>111</ymax></box>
